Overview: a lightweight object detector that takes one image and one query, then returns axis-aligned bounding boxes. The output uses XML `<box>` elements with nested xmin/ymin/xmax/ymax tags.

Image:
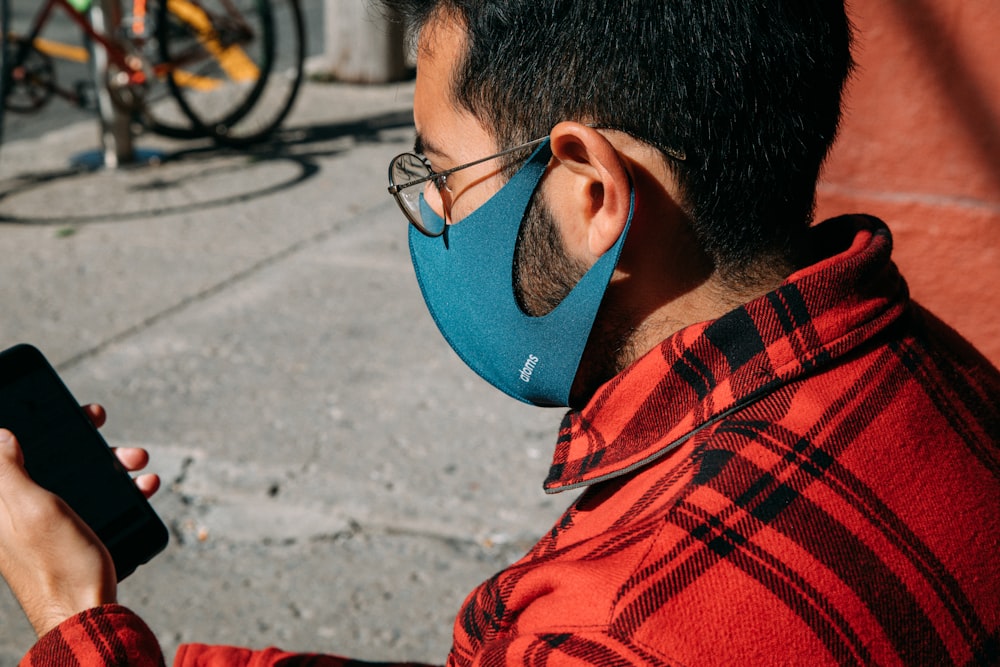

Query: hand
<box><xmin>0</xmin><ymin>405</ymin><xmax>159</xmax><ymax>638</ymax></box>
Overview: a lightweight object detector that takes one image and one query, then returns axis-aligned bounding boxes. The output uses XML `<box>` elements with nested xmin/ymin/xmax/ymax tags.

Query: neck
<box><xmin>573</xmin><ymin>267</ymin><xmax>786</xmax><ymax>404</ymax></box>
<box><xmin>569</xmin><ymin>189</ymin><xmax>794</xmax><ymax>407</ymax></box>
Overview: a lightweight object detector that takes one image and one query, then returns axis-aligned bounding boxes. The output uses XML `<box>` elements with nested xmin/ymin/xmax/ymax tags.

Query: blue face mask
<box><xmin>409</xmin><ymin>140</ymin><xmax>633</xmax><ymax>407</ymax></box>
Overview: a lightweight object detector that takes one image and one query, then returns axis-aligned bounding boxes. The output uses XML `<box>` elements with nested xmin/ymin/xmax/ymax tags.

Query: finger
<box><xmin>133</xmin><ymin>474</ymin><xmax>161</xmax><ymax>499</ymax></box>
<box><xmin>83</xmin><ymin>404</ymin><xmax>106</xmax><ymax>429</ymax></box>
<box><xmin>113</xmin><ymin>447</ymin><xmax>150</xmax><ymax>472</ymax></box>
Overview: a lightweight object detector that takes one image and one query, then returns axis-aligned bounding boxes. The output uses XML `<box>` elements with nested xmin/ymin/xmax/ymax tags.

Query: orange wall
<box><xmin>815</xmin><ymin>0</ymin><xmax>1000</xmax><ymax>366</ymax></box>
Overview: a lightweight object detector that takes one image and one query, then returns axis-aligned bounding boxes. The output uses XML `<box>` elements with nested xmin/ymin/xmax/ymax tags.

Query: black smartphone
<box><xmin>0</xmin><ymin>343</ymin><xmax>168</xmax><ymax>581</ymax></box>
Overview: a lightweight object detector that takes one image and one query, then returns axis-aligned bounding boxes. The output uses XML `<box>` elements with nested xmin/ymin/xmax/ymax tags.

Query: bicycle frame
<box><xmin>17</xmin><ymin>0</ymin><xmax>151</xmax><ymax>87</ymax></box>
<box><xmin>13</xmin><ymin>0</ymin><xmax>250</xmax><ymax>97</ymax></box>
<box><xmin>2</xmin><ymin>0</ymin><xmax>297</xmax><ymax>147</ymax></box>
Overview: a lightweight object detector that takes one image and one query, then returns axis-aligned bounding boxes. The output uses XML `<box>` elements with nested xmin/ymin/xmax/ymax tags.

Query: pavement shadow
<box><xmin>0</xmin><ymin>109</ymin><xmax>414</xmax><ymax>225</ymax></box>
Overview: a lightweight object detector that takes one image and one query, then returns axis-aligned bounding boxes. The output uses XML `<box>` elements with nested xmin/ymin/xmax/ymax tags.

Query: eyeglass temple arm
<box><xmin>388</xmin><ymin>129</ymin><xmax>685</xmax><ymax>195</ymax></box>
<box><xmin>388</xmin><ymin>136</ymin><xmax>550</xmax><ymax>194</ymax></box>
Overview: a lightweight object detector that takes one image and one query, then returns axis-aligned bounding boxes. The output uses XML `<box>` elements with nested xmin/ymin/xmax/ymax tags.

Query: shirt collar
<box><xmin>544</xmin><ymin>215</ymin><xmax>909</xmax><ymax>493</ymax></box>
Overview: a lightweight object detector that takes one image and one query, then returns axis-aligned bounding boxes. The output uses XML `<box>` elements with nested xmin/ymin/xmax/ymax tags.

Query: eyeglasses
<box><xmin>387</xmin><ymin>136</ymin><xmax>549</xmax><ymax>237</ymax></box>
<box><xmin>386</xmin><ymin>130</ymin><xmax>686</xmax><ymax>238</ymax></box>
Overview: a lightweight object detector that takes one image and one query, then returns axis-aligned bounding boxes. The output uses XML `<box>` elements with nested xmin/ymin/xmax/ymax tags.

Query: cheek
<box><xmin>513</xmin><ymin>199</ymin><xmax>589</xmax><ymax>317</ymax></box>
<box><xmin>423</xmin><ymin>181</ymin><xmax>446</xmax><ymax>219</ymax></box>
<box><xmin>447</xmin><ymin>170</ymin><xmax>505</xmax><ymax>224</ymax></box>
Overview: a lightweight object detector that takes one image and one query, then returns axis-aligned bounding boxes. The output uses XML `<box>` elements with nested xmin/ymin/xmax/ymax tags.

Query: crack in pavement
<box><xmin>55</xmin><ymin>199</ymin><xmax>398</xmax><ymax>374</ymax></box>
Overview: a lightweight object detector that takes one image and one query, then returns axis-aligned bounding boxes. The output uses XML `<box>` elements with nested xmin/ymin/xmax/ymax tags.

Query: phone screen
<box><xmin>0</xmin><ymin>344</ymin><xmax>168</xmax><ymax>580</ymax></box>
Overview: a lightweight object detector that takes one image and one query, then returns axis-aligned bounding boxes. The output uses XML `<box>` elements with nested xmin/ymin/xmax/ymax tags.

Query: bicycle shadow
<box><xmin>0</xmin><ymin>108</ymin><xmax>415</xmax><ymax>225</ymax></box>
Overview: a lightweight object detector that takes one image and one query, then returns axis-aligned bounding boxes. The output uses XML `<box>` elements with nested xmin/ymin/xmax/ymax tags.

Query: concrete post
<box><xmin>321</xmin><ymin>0</ymin><xmax>406</xmax><ymax>83</ymax></box>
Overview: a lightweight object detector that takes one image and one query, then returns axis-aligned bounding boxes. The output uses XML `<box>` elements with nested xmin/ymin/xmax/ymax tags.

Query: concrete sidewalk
<box><xmin>0</xmin><ymin>80</ymin><xmax>572</xmax><ymax>664</ymax></box>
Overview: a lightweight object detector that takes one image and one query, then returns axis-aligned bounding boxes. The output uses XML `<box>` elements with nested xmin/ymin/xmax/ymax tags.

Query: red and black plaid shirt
<box><xmin>24</xmin><ymin>215</ymin><xmax>1000</xmax><ymax>666</ymax></box>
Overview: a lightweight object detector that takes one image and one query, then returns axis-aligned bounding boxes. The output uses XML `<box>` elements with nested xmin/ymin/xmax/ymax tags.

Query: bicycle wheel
<box><xmin>133</xmin><ymin>79</ymin><xmax>207</xmax><ymax>142</ymax></box>
<box><xmin>157</xmin><ymin>0</ymin><xmax>303</xmax><ymax>145</ymax></box>
<box><xmin>222</xmin><ymin>0</ymin><xmax>303</xmax><ymax>143</ymax></box>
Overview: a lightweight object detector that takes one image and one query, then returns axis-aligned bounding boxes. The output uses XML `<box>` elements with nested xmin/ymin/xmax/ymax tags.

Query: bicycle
<box><xmin>0</xmin><ymin>0</ymin><xmax>305</xmax><ymax>151</ymax></box>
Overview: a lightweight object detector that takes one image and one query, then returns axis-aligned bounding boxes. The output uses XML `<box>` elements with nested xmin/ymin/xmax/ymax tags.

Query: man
<box><xmin>2</xmin><ymin>1</ymin><xmax>999</xmax><ymax>665</ymax></box>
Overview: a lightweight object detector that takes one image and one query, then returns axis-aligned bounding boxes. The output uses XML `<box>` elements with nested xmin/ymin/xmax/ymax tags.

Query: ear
<box><xmin>548</xmin><ymin>122</ymin><xmax>632</xmax><ymax>258</ymax></box>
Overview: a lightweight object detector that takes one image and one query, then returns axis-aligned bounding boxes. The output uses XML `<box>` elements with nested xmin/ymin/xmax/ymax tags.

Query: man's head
<box><xmin>386</xmin><ymin>0</ymin><xmax>855</xmax><ymax>406</ymax></box>
<box><xmin>384</xmin><ymin>0</ymin><xmax>854</xmax><ymax>282</ymax></box>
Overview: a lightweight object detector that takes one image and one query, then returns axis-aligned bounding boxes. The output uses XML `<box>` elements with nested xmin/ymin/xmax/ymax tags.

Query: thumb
<box><xmin>0</xmin><ymin>429</ymin><xmax>25</xmax><ymax>468</ymax></box>
<box><xmin>0</xmin><ymin>430</ymin><xmax>32</xmax><ymax>500</ymax></box>
<box><xmin>0</xmin><ymin>428</ymin><xmax>117</xmax><ymax>638</ymax></box>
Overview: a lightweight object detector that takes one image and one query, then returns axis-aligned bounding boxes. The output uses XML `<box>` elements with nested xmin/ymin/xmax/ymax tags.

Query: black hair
<box><xmin>382</xmin><ymin>0</ymin><xmax>854</xmax><ymax>279</ymax></box>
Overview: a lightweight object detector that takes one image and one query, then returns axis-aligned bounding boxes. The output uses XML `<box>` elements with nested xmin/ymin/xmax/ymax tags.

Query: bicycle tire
<box><xmin>157</xmin><ymin>0</ymin><xmax>304</xmax><ymax>145</ymax></box>
<box><xmin>219</xmin><ymin>0</ymin><xmax>304</xmax><ymax>144</ymax></box>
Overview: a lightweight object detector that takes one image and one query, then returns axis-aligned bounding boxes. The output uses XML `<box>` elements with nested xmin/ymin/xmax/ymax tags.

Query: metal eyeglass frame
<box><xmin>387</xmin><ymin>135</ymin><xmax>550</xmax><ymax>237</ymax></box>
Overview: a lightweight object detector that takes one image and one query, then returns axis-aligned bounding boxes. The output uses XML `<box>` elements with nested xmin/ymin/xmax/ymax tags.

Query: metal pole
<box><xmin>90</xmin><ymin>0</ymin><xmax>134</xmax><ymax>167</ymax></box>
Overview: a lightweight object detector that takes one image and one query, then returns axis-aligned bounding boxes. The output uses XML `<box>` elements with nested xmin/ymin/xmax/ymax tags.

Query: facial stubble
<box><xmin>513</xmin><ymin>198</ymin><xmax>635</xmax><ymax>404</ymax></box>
